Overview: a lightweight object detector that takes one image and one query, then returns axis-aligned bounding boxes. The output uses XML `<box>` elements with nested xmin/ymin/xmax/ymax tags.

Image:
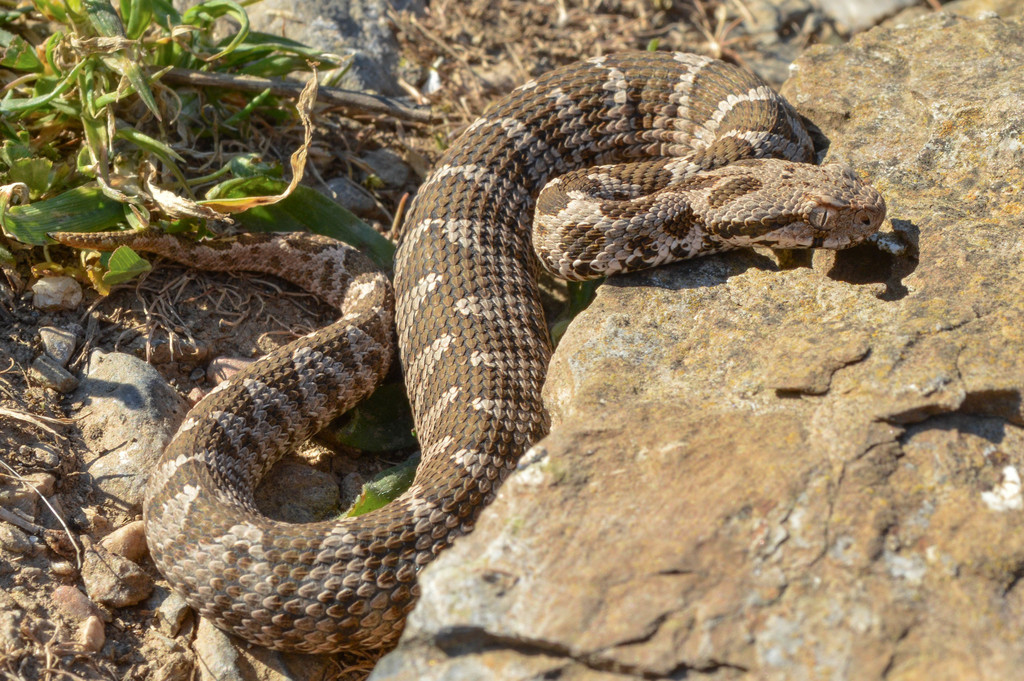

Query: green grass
<box><xmin>0</xmin><ymin>0</ymin><xmax>395</xmax><ymax>286</ymax></box>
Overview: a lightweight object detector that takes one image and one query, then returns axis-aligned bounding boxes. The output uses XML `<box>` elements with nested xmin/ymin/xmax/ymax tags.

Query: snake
<box><xmin>54</xmin><ymin>51</ymin><xmax>885</xmax><ymax>654</ymax></box>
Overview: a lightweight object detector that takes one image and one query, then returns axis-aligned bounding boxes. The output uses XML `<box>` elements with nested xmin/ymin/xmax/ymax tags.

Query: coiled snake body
<box><xmin>62</xmin><ymin>52</ymin><xmax>884</xmax><ymax>653</ymax></box>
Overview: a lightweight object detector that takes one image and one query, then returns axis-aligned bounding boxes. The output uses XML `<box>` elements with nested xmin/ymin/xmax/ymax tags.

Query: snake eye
<box><xmin>808</xmin><ymin>206</ymin><xmax>829</xmax><ymax>229</ymax></box>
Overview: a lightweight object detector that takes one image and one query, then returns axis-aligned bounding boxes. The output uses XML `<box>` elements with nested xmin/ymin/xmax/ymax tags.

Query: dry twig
<box><xmin>160</xmin><ymin>68</ymin><xmax>439</xmax><ymax>123</ymax></box>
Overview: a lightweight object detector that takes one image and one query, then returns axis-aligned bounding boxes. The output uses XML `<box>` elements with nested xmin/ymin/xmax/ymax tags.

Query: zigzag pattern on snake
<box><xmin>54</xmin><ymin>52</ymin><xmax>885</xmax><ymax>654</ymax></box>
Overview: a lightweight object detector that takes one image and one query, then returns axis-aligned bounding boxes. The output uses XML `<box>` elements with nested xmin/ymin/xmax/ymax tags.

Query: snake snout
<box><xmin>856</xmin><ymin>206</ymin><xmax>882</xmax><ymax>231</ymax></box>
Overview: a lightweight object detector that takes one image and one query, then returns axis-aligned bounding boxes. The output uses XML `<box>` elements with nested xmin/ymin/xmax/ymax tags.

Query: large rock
<box><xmin>74</xmin><ymin>351</ymin><xmax>188</xmax><ymax>509</ymax></box>
<box><xmin>372</xmin><ymin>12</ymin><xmax>1024</xmax><ymax>681</ymax></box>
<box><xmin>817</xmin><ymin>0</ymin><xmax>918</xmax><ymax>32</ymax></box>
<box><xmin>243</xmin><ymin>0</ymin><xmax>423</xmax><ymax>96</ymax></box>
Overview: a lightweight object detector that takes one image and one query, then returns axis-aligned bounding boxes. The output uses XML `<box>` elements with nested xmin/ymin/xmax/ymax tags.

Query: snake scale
<box><xmin>57</xmin><ymin>52</ymin><xmax>884</xmax><ymax>654</ymax></box>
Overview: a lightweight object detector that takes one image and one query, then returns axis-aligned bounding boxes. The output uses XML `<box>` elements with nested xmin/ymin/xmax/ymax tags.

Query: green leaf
<box><xmin>323</xmin><ymin>382</ymin><xmax>416</xmax><ymax>453</ymax></box>
<box><xmin>5</xmin><ymin>157</ymin><xmax>56</xmax><ymax>196</ymax></box>
<box><xmin>211</xmin><ymin>32</ymin><xmax>340</xmax><ymax>75</ymax></box>
<box><xmin>551</xmin><ymin>279</ymin><xmax>602</xmax><ymax>346</ymax></box>
<box><xmin>1</xmin><ymin>186</ymin><xmax>126</xmax><ymax>245</ymax></box>
<box><xmin>0</xmin><ymin>136</ymin><xmax>33</xmax><ymax>165</ymax></box>
<box><xmin>78</xmin><ymin>69</ymin><xmax>110</xmax><ymax>169</ymax></box>
<box><xmin>227</xmin><ymin>153</ymin><xmax>280</xmax><ymax>179</ymax></box>
<box><xmin>124</xmin><ymin>202</ymin><xmax>151</xmax><ymax>230</ymax></box>
<box><xmin>238</xmin><ymin>54</ymin><xmax>311</xmax><ymax>79</ymax></box>
<box><xmin>206</xmin><ymin>178</ymin><xmax>396</xmax><ymax>271</ymax></box>
<box><xmin>346</xmin><ymin>452</ymin><xmax>420</xmax><ymax>517</ymax></box>
<box><xmin>81</xmin><ymin>0</ymin><xmax>126</xmax><ymax>38</ymax></box>
<box><xmin>223</xmin><ymin>31</ymin><xmax>336</xmax><ymax>62</ymax></box>
<box><xmin>221</xmin><ymin>87</ymin><xmax>273</xmax><ymax>126</ymax></box>
<box><xmin>31</xmin><ymin>0</ymin><xmax>69</xmax><ymax>23</ymax></box>
<box><xmin>1</xmin><ymin>35</ymin><xmax>44</xmax><ymax>72</ymax></box>
<box><xmin>42</xmin><ymin>31</ymin><xmax>64</xmax><ymax>73</ymax></box>
<box><xmin>93</xmin><ymin>64</ymin><xmax>173</xmax><ymax>111</ymax></box>
<box><xmin>120</xmin><ymin>0</ymin><xmax>154</xmax><ymax>40</ymax></box>
<box><xmin>0</xmin><ymin>59</ymin><xmax>86</xmax><ymax>117</ymax></box>
<box><xmin>100</xmin><ymin>52</ymin><xmax>162</xmax><ymax>121</ymax></box>
<box><xmin>567</xmin><ymin>278</ymin><xmax>602</xmax><ymax>317</ymax></box>
<box><xmin>80</xmin><ymin>0</ymin><xmax>162</xmax><ymax>121</ymax></box>
<box><xmin>182</xmin><ymin>0</ymin><xmax>249</xmax><ymax>61</ymax></box>
<box><xmin>114</xmin><ymin>125</ymin><xmax>186</xmax><ymax>163</ymax></box>
<box><xmin>0</xmin><ymin>7</ymin><xmax>34</xmax><ymax>29</ymax></box>
<box><xmin>102</xmin><ymin>244</ymin><xmax>151</xmax><ymax>284</ymax></box>
<box><xmin>147</xmin><ymin>0</ymin><xmax>183</xmax><ymax>27</ymax></box>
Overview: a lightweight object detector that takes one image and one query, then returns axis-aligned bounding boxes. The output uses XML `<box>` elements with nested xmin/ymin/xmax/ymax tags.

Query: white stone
<box><xmin>981</xmin><ymin>466</ymin><xmax>1023</xmax><ymax>512</ymax></box>
<box><xmin>31</xmin><ymin>276</ymin><xmax>82</xmax><ymax>311</ymax></box>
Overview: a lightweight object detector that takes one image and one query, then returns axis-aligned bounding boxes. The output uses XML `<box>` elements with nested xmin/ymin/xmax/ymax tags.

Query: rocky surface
<box><xmin>73</xmin><ymin>351</ymin><xmax>188</xmax><ymax>510</ymax></box>
<box><xmin>371</xmin><ymin>12</ymin><xmax>1024</xmax><ymax>681</ymax></box>
<box><xmin>81</xmin><ymin>542</ymin><xmax>154</xmax><ymax>608</ymax></box>
<box><xmin>889</xmin><ymin>0</ymin><xmax>1023</xmax><ymax>24</ymax></box>
<box><xmin>240</xmin><ymin>0</ymin><xmax>424</xmax><ymax>96</ymax></box>
<box><xmin>817</xmin><ymin>0</ymin><xmax>918</xmax><ymax>31</ymax></box>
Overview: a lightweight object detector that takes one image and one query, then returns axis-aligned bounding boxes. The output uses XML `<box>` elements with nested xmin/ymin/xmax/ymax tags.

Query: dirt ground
<box><xmin>0</xmin><ymin>1</ymin><xmax>917</xmax><ymax>679</ymax></box>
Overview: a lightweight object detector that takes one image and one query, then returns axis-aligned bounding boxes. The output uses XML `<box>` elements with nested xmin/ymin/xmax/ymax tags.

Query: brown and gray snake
<box><xmin>55</xmin><ymin>52</ymin><xmax>885</xmax><ymax>654</ymax></box>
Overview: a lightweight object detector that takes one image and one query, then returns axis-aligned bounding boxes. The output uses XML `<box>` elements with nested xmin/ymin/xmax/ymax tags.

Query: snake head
<box><xmin>706</xmin><ymin>160</ymin><xmax>886</xmax><ymax>250</ymax></box>
<box><xmin>801</xmin><ymin>164</ymin><xmax>887</xmax><ymax>248</ymax></box>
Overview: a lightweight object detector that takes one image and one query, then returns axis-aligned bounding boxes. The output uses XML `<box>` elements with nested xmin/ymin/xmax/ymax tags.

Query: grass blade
<box><xmin>1</xmin><ymin>186</ymin><xmax>126</xmax><ymax>245</ymax></box>
<box><xmin>80</xmin><ymin>0</ymin><xmax>161</xmax><ymax>120</ymax></box>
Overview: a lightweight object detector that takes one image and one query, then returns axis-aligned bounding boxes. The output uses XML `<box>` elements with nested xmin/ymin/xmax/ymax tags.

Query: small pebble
<box><xmin>50</xmin><ymin>560</ymin><xmax>77</xmax><ymax>577</ymax></box>
<box><xmin>100</xmin><ymin>520</ymin><xmax>148</xmax><ymax>563</ymax></box>
<box><xmin>187</xmin><ymin>387</ymin><xmax>206</xmax><ymax>405</ymax></box>
<box><xmin>31</xmin><ymin>443</ymin><xmax>61</xmax><ymax>468</ymax></box>
<box><xmin>325</xmin><ymin>175</ymin><xmax>378</xmax><ymax>216</ymax></box>
<box><xmin>869</xmin><ymin>230</ymin><xmax>908</xmax><ymax>256</ymax></box>
<box><xmin>0</xmin><ymin>471</ymin><xmax>56</xmax><ymax>513</ymax></box>
<box><xmin>155</xmin><ymin>591</ymin><xmax>191</xmax><ymax>637</ymax></box>
<box><xmin>31</xmin><ymin>276</ymin><xmax>83</xmax><ymax>311</ymax></box>
<box><xmin>38</xmin><ymin>326</ymin><xmax>78</xmax><ymax>366</ymax></box>
<box><xmin>43</xmin><ymin>529</ymin><xmax>77</xmax><ymax>558</ymax></box>
<box><xmin>75</xmin><ymin>350</ymin><xmax>187</xmax><ymax>509</ymax></box>
<box><xmin>19</xmin><ymin>566</ymin><xmax>44</xmax><ymax>583</ymax></box>
<box><xmin>361</xmin><ymin>148</ymin><xmax>412</xmax><ymax>187</ymax></box>
<box><xmin>194</xmin><ymin>617</ymin><xmax>243</xmax><ymax>681</ymax></box>
<box><xmin>51</xmin><ymin>585</ymin><xmax>102</xmax><ymax>620</ymax></box>
<box><xmin>0</xmin><ymin>610</ymin><xmax>23</xmax><ymax>650</ymax></box>
<box><xmin>78</xmin><ymin>615</ymin><xmax>105</xmax><ymax>652</ymax></box>
<box><xmin>83</xmin><ymin>507</ymin><xmax>111</xmax><ymax>534</ymax></box>
<box><xmin>81</xmin><ymin>544</ymin><xmax>154</xmax><ymax>608</ymax></box>
<box><xmin>206</xmin><ymin>356</ymin><xmax>256</xmax><ymax>385</ymax></box>
<box><xmin>0</xmin><ymin>524</ymin><xmax>32</xmax><ymax>554</ymax></box>
<box><xmin>24</xmin><ymin>472</ymin><xmax>56</xmax><ymax>497</ymax></box>
<box><xmin>152</xmin><ymin>653</ymin><xmax>195</xmax><ymax>681</ymax></box>
<box><xmin>28</xmin><ymin>355</ymin><xmax>79</xmax><ymax>393</ymax></box>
